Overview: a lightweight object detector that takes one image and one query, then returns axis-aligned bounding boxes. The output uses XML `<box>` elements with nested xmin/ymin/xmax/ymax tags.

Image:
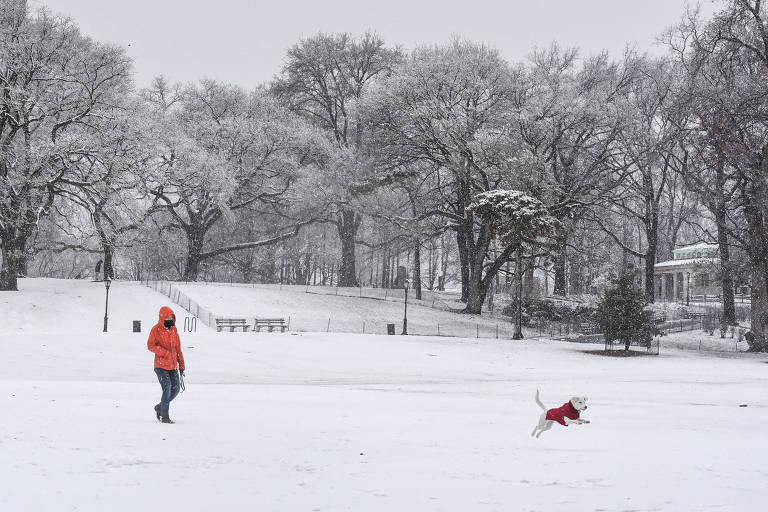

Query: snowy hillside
<box><xmin>1</xmin><ymin>278</ymin><xmax>767</xmax><ymax>512</ymax></box>
<box><xmin>174</xmin><ymin>282</ymin><xmax>516</xmax><ymax>337</ymax></box>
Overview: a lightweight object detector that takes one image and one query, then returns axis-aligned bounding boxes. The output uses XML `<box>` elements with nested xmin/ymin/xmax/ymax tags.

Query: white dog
<box><xmin>531</xmin><ymin>389</ymin><xmax>590</xmax><ymax>438</ymax></box>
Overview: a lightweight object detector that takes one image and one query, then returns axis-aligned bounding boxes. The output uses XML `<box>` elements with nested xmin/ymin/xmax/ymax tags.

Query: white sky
<box><xmin>33</xmin><ymin>0</ymin><xmax>718</xmax><ymax>90</ymax></box>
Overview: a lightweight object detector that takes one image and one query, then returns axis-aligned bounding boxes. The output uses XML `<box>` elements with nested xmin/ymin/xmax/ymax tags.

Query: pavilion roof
<box><xmin>654</xmin><ymin>257</ymin><xmax>720</xmax><ymax>270</ymax></box>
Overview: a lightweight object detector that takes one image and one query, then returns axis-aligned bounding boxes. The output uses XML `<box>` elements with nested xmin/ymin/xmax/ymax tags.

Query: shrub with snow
<box><xmin>594</xmin><ymin>268</ymin><xmax>655</xmax><ymax>351</ymax></box>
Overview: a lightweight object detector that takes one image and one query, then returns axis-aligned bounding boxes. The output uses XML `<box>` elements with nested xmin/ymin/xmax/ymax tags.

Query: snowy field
<box><xmin>1</xmin><ymin>279</ymin><xmax>767</xmax><ymax>512</ymax></box>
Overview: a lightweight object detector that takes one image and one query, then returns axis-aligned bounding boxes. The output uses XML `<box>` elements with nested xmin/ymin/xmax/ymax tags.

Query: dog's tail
<box><xmin>535</xmin><ymin>389</ymin><xmax>547</xmax><ymax>411</ymax></box>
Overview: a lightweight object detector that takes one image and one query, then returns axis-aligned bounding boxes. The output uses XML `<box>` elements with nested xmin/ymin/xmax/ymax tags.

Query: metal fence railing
<box><xmin>143</xmin><ymin>280</ymin><xmax>218</xmax><ymax>330</ymax></box>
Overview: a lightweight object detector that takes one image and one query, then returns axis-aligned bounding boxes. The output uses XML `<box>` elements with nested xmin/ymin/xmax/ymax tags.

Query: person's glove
<box><xmin>179</xmin><ymin>369</ymin><xmax>185</xmax><ymax>377</ymax></box>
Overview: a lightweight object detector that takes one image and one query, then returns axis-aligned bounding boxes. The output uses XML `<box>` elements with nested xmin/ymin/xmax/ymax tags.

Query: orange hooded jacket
<box><xmin>147</xmin><ymin>306</ymin><xmax>186</xmax><ymax>371</ymax></box>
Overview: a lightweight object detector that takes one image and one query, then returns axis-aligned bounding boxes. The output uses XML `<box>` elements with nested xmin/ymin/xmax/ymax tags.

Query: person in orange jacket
<box><xmin>147</xmin><ymin>306</ymin><xmax>186</xmax><ymax>423</ymax></box>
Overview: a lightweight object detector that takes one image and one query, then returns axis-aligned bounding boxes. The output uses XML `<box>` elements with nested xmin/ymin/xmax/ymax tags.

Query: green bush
<box><xmin>594</xmin><ymin>269</ymin><xmax>655</xmax><ymax>351</ymax></box>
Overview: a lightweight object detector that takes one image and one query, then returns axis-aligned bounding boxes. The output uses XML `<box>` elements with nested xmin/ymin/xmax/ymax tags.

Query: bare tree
<box><xmin>49</xmin><ymin>103</ymin><xmax>159</xmax><ymax>279</ymax></box>
<box><xmin>144</xmin><ymin>80</ymin><xmax>327</xmax><ymax>280</ymax></box>
<box><xmin>0</xmin><ymin>1</ymin><xmax>132</xmax><ymax>289</ymax></box>
<box><xmin>590</xmin><ymin>56</ymin><xmax>687</xmax><ymax>302</ymax></box>
<box><xmin>273</xmin><ymin>32</ymin><xmax>401</xmax><ymax>287</ymax></box>
<box><xmin>364</xmin><ymin>40</ymin><xmax>529</xmax><ymax>313</ymax></box>
<box><xmin>518</xmin><ymin>46</ymin><xmax>631</xmax><ymax>296</ymax></box>
<box><xmin>668</xmin><ymin>0</ymin><xmax>768</xmax><ymax>349</ymax></box>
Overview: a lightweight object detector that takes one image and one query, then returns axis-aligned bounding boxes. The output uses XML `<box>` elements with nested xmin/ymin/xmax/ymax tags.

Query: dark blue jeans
<box><xmin>154</xmin><ymin>368</ymin><xmax>180</xmax><ymax>411</ymax></box>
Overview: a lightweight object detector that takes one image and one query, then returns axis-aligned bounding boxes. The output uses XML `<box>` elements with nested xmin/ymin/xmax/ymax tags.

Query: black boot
<box><xmin>154</xmin><ymin>404</ymin><xmax>161</xmax><ymax>421</ymax></box>
<box><xmin>161</xmin><ymin>407</ymin><xmax>175</xmax><ymax>424</ymax></box>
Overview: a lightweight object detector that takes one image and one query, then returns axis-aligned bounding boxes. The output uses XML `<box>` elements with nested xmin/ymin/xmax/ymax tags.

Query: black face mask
<box><xmin>163</xmin><ymin>319</ymin><xmax>174</xmax><ymax>329</ymax></box>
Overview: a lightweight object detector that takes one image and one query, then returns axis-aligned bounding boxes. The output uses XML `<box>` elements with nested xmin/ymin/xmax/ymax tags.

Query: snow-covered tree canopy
<box><xmin>468</xmin><ymin>190</ymin><xmax>561</xmax><ymax>247</ymax></box>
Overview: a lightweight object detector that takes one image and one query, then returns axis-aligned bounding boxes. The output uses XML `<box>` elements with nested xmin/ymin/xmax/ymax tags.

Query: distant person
<box><xmin>95</xmin><ymin>260</ymin><xmax>103</xmax><ymax>281</ymax></box>
<box><xmin>147</xmin><ymin>306</ymin><xmax>186</xmax><ymax>423</ymax></box>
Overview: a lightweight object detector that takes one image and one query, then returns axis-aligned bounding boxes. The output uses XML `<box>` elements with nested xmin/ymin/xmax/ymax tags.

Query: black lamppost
<box><xmin>402</xmin><ymin>278</ymin><xmax>410</xmax><ymax>335</ymax></box>
<box><xmin>103</xmin><ymin>277</ymin><xmax>111</xmax><ymax>332</ymax></box>
<box><xmin>686</xmin><ymin>272</ymin><xmax>690</xmax><ymax>306</ymax></box>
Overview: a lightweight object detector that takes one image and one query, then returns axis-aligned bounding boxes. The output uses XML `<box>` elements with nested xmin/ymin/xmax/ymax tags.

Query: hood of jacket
<box><xmin>158</xmin><ymin>306</ymin><xmax>176</xmax><ymax>326</ymax></box>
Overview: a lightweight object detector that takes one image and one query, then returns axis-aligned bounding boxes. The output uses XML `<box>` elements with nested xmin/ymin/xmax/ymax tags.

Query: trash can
<box><xmin>387</xmin><ymin>323</ymin><xmax>395</xmax><ymax>335</ymax></box>
<box><xmin>133</xmin><ymin>320</ymin><xmax>141</xmax><ymax>333</ymax></box>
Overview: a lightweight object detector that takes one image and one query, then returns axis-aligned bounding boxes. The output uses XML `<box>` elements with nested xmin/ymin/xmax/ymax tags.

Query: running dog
<box><xmin>531</xmin><ymin>390</ymin><xmax>590</xmax><ymax>438</ymax></box>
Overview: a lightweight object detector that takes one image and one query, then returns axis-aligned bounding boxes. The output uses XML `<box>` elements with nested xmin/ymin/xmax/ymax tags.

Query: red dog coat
<box><xmin>546</xmin><ymin>401</ymin><xmax>580</xmax><ymax>426</ymax></box>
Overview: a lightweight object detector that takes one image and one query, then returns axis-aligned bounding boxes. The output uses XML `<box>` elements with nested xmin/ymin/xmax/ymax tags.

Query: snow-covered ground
<box><xmin>175</xmin><ymin>281</ymin><xmax>517</xmax><ymax>338</ymax></box>
<box><xmin>1</xmin><ymin>278</ymin><xmax>767</xmax><ymax>511</ymax></box>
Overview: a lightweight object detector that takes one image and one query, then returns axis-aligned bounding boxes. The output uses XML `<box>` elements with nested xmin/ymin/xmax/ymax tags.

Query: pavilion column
<box><xmin>672</xmin><ymin>272</ymin><xmax>678</xmax><ymax>303</ymax></box>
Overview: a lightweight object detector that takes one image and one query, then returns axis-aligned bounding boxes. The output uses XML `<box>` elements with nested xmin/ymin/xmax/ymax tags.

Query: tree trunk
<box><xmin>568</xmin><ymin>255</ymin><xmax>584</xmax><ymax>295</ymax></box>
<box><xmin>183</xmin><ymin>229</ymin><xmax>205</xmax><ymax>281</ymax></box>
<box><xmin>462</xmin><ymin>221</ymin><xmax>499</xmax><ymax>314</ymax></box>
<box><xmin>103</xmin><ymin>245</ymin><xmax>115</xmax><ymax>280</ymax></box>
<box><xmin>457</xmin><ymin>228</ymin><xmax>470</xmax><ymax>301</ymax></box>
<box><xmin>744</xmin><ymin>180</ymin><xmax>768</xmax><ymax>351</ymax></box>
<box><xmin>381</xmin><ymin>252</ymin><xmax>389</xmax><ymax>288</ymax></box>
<box><xmin>513</xmin><ymin>246</ymin><xmax>524</xmax><ymax>339</ymax></box>
<box><xmin>438</xmin><ymin>235</ymin><xmax>448</xmax><ymax>291</ymax></box>
<box><xmin>642</xmin><ymin>172</ymin><xmax>661</xmax><ymax>303</ymax></box>
<box><xmin>714</xmin><ymin>209</ymin><xmax>736</xmax><ymax>325</ymax></box>
<box><xmin>749</xmin><ymin>264</ymin><xmax>768</xmax><ymax>352</ymax></box>
<box><xmin>413</xmin><ymin>241</ymin><xmax>422</xmax><ymax>300</ymax></box>
<box><xmin>337</xmin><ymin>210</ymin><xmax>360</xmax><ymax>287</ymax></box>
<box><xmin>644</xmin><ymin>218</ymin><xmax>658</xmax><ymax>303</ymax></box>
<box><xmin>621</xmin><ymin>222</ymin><xmax>631</xmax><ymax>270</ymax></box>
<box><xmin>464</xmin><ymin>277</ymin><xmax>489</xmax><ymax>314</ymax></box>
<box><xmin>243</xmin><ymin>262</ymin><xmax>253</xmax><ymax>283</ymax></box>
<box><xmin>553</xmin><ymin>233</ymin><xmax>567</xmax><ymax>296</ymax></box>
<box><xmin>427</xmin><ymin>239</ymin><xmax>436</xmax><ymax>290</ymax></box>
<box><xmin>711</xmin><ymin>161</ymin><xmax>736</xmax><ymax>325</ymax></box>
<box><xmin>395</xmin><ymin>253</ymin><xmax>400</xmax><ymax>287</ymax></box>
<box><xmin>523</xmin><ymin>259</ymin><xmax>535</xmax><ymax>298</ymax></box>
<box><xmin>390</xmin><ymin>253</ymin><xmax>396</xmax><ymax>288</ymax></box>
<box><xmin>0</xmin><ymin>231</ymin><xmax>30</xmax><ymax>291</ymax></box>
<box><xmin>303</xmin><ymin>252</ymin><xmax>312</xmax><ymax>285</ymax></box>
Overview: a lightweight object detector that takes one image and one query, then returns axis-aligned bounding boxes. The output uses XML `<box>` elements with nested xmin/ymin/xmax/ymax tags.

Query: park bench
<box><xmin>254</xmin><ymin>318</ymin><xmax>288</xmax><ymax>333</ymax></box>
<box><xmin>216</xmin><ymin>318</ymin><xmax>251</xmax><ymax>332</ymax></box>
<box><xmin>654</xmin><ymin>313</ymin><xmax>666</xmax><ymax>324</ymax></box>
<box><xmin>580</xmin><ymin>322</ymin><xmax>598</xmax><ymax>335</ymax></box>
<box><xmin>684</xmin><ymin>311</ymin><xmax>705</xmax><ymax>320</ymax></box>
